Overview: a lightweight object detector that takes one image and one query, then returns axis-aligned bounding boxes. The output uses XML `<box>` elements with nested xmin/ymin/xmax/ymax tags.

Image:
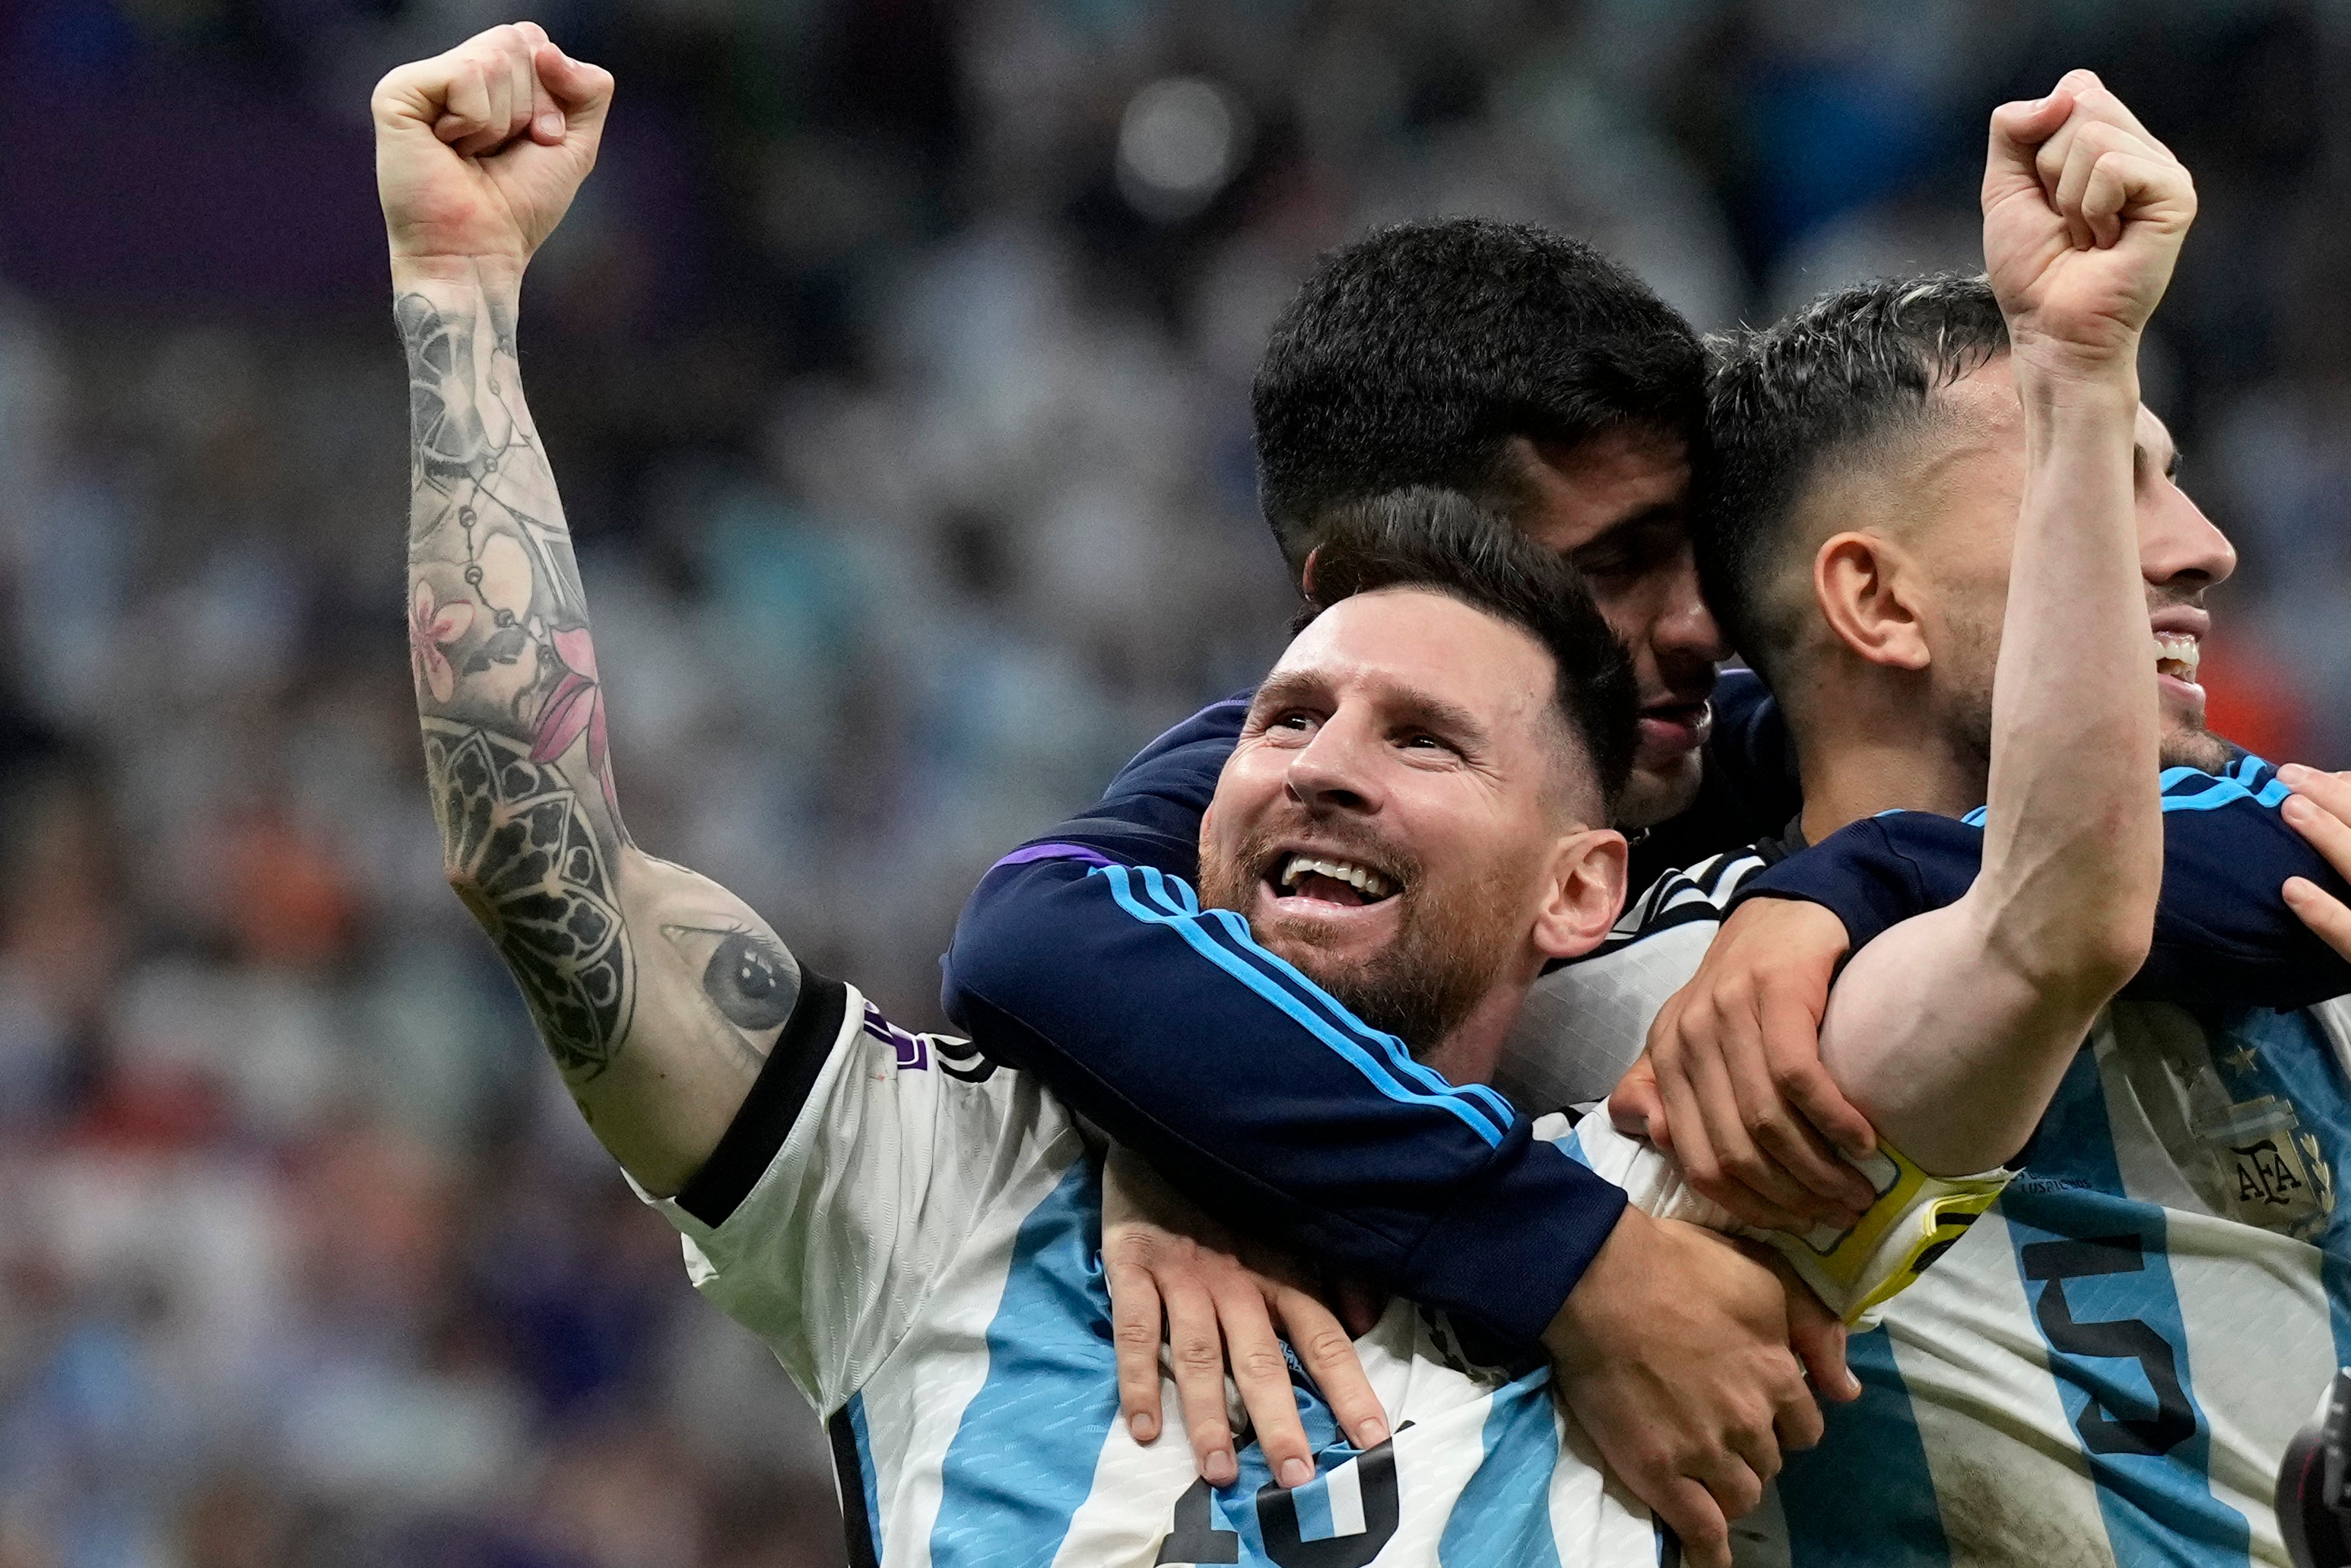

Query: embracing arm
<box><xmin>385</xmin><ymin>30</ymin><xmax>791</xmax><ymax>1195</ymax></box>
<box><xmin>1813</xmin><ymin>82</ymin><xmax>2188</xmax><ymax>1175</ymax></box>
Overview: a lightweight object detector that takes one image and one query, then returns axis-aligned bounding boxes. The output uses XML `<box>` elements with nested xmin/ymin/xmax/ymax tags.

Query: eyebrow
<box><xmin>1567</xmin><ymin>500</ymin><xmax>1682</xmax><ymax>553</ymax></box>
<box><xmin>1254</xmin><ymin>667</ymin><xmax>1498</xmax><ymax>755</ymax></box>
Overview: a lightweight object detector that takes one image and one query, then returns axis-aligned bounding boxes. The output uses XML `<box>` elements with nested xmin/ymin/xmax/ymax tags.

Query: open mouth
<box><xmin>1268</xmin><ymin>852</ymin><xmax>1402</xmax><ymax>909</ymax></box>
<box><xmin>2153</xmin><ymin>631</ymin><xmax>2200</xmax><ymax>686</ymax></box>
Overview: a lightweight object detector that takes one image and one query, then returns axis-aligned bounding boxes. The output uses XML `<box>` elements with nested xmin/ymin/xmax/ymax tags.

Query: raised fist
<box><xmin>1981</xmin><ymin>69</ymin><xmax>2195</xmax><ymax>376</ymax></box>
<box><xmin>373</xmin><ymin>23</ymin><xmax>614</xmax><ymax>272</ymax></box>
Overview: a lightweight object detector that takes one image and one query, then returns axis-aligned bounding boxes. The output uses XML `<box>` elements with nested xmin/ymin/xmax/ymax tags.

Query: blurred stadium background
<box><xmin>0</xmin><ymin>0</ymin><xmax>2341</xmax><ymax>1562</ymax></box>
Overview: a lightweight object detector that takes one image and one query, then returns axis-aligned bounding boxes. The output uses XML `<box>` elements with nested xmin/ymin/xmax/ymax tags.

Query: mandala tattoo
<box><xmin>425</xmin><ymin>717</ymin><xmax>633</xmax><ymax>1078</ymax></box>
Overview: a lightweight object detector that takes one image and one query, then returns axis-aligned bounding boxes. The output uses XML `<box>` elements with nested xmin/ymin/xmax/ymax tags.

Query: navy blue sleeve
<box><xmin>940</xmin><ymin>694</ymin><xmax>1626</xmax><ymax>1351</ymax></box>
<box><xmin>1731</xmin><ymin>758</ymin><xmax>2351</xmax><ymax>1010</ymax></box>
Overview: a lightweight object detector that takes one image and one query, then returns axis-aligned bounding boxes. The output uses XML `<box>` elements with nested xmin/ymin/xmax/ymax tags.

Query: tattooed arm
<box><xmin>379</xmin><ymin>26</ymin><xmax>788</xmax><ymax>1194</ymax></box>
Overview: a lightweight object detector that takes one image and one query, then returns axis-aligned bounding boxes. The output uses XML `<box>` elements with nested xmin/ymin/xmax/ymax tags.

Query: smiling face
<box><xmin>1893</xmin><ymin>358</ymin><xmax>2238</xmax><ymax>770</ymax></box>
<box><xmin>1195</xmin><ymin>587</ymin><xmax>1624</xmax><ymax>1065</ymax></box>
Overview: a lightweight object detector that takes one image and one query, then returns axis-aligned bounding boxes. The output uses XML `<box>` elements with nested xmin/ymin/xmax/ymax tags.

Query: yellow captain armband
<box><xmin>1768</xmin><ymin>1144</ymin><xmax>2011</xmax><ymax>1329</ymax></box>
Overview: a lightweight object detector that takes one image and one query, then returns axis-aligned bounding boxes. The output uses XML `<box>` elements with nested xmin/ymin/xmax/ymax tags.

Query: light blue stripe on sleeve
<box><xmin>1090</xmin><ymin>864</ymin><xmax>1508</xmax><ymax>1147</ymax></box>
<box><xmin>929</xmin><ymin>1158</ymin><xmax>1121</xmax><ymax>1568</ymax></box>
<box><xmin>2158</xmin><ymin>763</ymin><xmax>2289</xmax><ymax>812</ymax></box>
<box><xmin>1125</xmin><ymin>863</ymin><xmax>1521</xmax><ymax>1134</ymax></box>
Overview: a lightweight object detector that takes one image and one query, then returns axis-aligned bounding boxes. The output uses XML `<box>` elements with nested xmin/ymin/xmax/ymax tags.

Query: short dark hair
<box><xmin>1700</xmin><ymin>273</ymin><xmax>2010</xmax><ymax>688</ymax></box>
<box><xmin>1297</xmin><ymin>487</ymin><xmax>1637</xmax><ymax>809</ymax></box>
<box><xmin>1253</xmin><ymin>219</ymin><xmax>1705</xmax><ymax>576</ymax></box>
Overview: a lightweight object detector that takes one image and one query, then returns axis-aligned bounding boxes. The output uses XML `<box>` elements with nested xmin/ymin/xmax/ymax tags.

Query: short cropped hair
<box><xmin>1254</xmin><ymin>220</ymin><xmax>1705</xmax><ymax>576</ymax></box>
<box><xmin>1699</xmin><ymin>273</ymin><xmax>2010</xmax><ymax>689</ymax></box>
<box><xmin>1298</xmin><ymin>487</ymin><xmax>1637</xmax><ymax>809</ymax></box>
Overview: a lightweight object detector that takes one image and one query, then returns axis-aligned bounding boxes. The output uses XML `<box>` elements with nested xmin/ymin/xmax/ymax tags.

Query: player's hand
<box><xmin>1982</xmin><ymin>70</ymin><xmax>2194</xmax><ymax>376</ymax></box>
<box><xmin>1545</xmin><ymin>1208</ymin><xmax>1827</xmax><ymax>1568</ymax></box>
<box><xmin>373</xmin><ymin>23</ymin><xmax>614</xmax><ymax>271</ymax></box>
<box><xmin>1612</xmin><ymin>897</ymin><xmax>1876</xmax><ymax>1233</ymax></box>
<box><xmin>1100</xmin><ymin>1148</ymin><xmax>1389</xmax><ymax>1489</ymax></box>
<box><xmin>2280</xmin><ymin>765</ymin><xmax>2351</xmax><ymax>959</ymax></box>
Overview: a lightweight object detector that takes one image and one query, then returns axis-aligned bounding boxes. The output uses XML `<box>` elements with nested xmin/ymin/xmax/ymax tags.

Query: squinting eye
<box><xmin>662</xmin><ymin>922</ymin><xmax>798</xmax><ymax>1032</ymax></box>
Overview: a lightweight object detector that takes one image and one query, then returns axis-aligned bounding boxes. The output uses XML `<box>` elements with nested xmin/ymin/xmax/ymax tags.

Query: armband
<box><xmin>1773</xmin><ymin>1142</ymin><xmax>2010</xmax><ymax>1328</ymax></box>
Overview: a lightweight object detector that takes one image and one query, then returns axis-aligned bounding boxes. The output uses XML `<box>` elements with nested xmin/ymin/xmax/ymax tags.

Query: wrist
<box><xmin>389</xmin><ymin>252</ymin><xmax>526</xmax><ymax>303</ymax></box>
<box><xmin>1543</xmin><ymin>1204</ymin><xmax>1655</xmax><ymax>1370</ymax></box>
<box><xmin>2004</xmin><ymin>335</ymin><xmax>2143</xmax><ymax>408</ymax></box>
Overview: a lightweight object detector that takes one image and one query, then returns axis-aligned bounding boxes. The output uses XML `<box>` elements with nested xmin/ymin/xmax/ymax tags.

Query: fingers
<box><xmin>1984</xmin><ymin>87</ymin><xmax>2078</xmax><ymax>211</ymax></box>
<box><xmin>2282</xmin><ymin>763</ymin><xmax>2351</xmax><ymax>827</ymax></box>
<box><xmin>1163</xmin><ymin>1281</ymin><xmax>1239</xmax><ymax>1486</ymax></box>
<box><xmin>1724</xmin><ymin>1008</ymin><xmax>1873</xmax><ymax>1224</ymax></box>
<box><xmin>535</xmin><ymin>37</ymin><xmax>618</xmax><ymax>118</ymax></box>
<box><xmin>2285</xmin><ymin>875</ymin><xmax>2351</xmax><ymax>960</ymax></box>
<box><xmin>1651</xmin><ymin>1477</ymin><xmax>1734</xmax><ymax>1568</ymax></box>
<box><xmin>424</xmin><ymin>24</ymin><xmax>548</xmax><ymax>158</ymax></box>
<box><xmin>512</xmin><ymin>21</ymin><xmax>563</xmax><ymax>143</ymax></box>
<box><xmin>1660</xmin><ymin>1016</ymin><xmax>1818</xmax><ymax>1233</ymax></box>
<box><xmin>1211</xmin><ymin>1276</ymin><xmax>1313</xmax><ymax>1490</ymax></box>
<box><xmin>1767</xmin><ymin>1350</ymin><xmax>1827</xmax><ymax>1452</ymax></box>
<box><xmin>2280</xmin><ymin>766</ymin><xmax>2351</xmax><ymax>960</ymax></box>
<box><xmin>1273</xmin><ymin>1287</ymin><xmax>1390</xmax><ymax>1452</ymax></box>
<box><xmin>1610</xmin><ymin>1054</ymin><xmax>1666</xmax><ymax>1141</ymax></box>
<box><xmin>1786</xmin><ymin>1292</ymin><xmax>1860</xmax><ymax>1405</ymax></box>
<box><xmin>1106</xmin><ymin>1252</ymin><xmax>1169</xmax><ymax>1446</ymax></box>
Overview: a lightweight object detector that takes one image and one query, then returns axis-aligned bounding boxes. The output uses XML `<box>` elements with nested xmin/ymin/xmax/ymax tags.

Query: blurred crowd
<box><xmin>0</xmin><ymin>0</ymin><xmax>2346</xmax><ymax>1563</ymax></box>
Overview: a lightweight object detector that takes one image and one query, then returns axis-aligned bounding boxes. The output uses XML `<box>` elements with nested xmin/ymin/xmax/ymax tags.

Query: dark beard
<box><xmin>1197</xmin><ymin>824</ymin><xmax>1521</xmax><ymax>1054</ymax></box>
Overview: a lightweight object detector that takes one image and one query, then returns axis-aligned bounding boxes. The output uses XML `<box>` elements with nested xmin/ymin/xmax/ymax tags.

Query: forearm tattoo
<box><xmin>401</xmin><ymin>285</ymin><xmax>630</xmax><ymax>1081</ymax></box>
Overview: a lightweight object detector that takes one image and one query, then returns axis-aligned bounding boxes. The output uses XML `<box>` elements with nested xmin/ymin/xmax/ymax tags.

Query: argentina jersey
<box><xmin>638</xmin><ymin>963</ymin><xmax>1666</xmax><ymax>1567</ymax></box>
<box><xmin>1512</xmin><ymin>763</ymin><xmax>2351</xmax><ymax>1568</ymax></box>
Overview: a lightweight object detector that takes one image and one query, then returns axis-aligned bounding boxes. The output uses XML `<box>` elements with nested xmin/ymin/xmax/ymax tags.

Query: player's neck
<box><xmin>1416</xmin><ymin>976</ymin><xmax>1534</xmax><ymax>1090</ymax></box>
<box><xmin>1793</xmin><ymin>687</ymin><xmax>1988</xmax><ymax>845</ymax></box>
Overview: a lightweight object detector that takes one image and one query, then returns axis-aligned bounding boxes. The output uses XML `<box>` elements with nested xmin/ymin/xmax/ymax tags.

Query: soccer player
<box><xmin>375</xmin><ymin>27</ymin><xmax>2187</xmax><ymax>1566</ymax></box>
<box><xmin>1546</xmin><ymin>93</ymin><xmax>2351</xmax><ymax>1563</ymax></box>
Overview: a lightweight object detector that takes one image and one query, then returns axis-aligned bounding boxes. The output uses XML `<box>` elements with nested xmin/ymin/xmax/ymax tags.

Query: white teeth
<box><xmin>1277</xmin><ymin>854</ymin><xmax>1395</xmax><ymax>900</ymax></box>
<box><xmin>2152</xmin><ymin>631</ymin><xmax>2201</xmax><ymax>684</ymax></box>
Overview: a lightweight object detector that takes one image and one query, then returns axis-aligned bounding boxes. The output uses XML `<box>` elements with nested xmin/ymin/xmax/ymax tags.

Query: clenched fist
<box><xmin>1981</xmin><ymin>69</ymin><xmax>2195</xmax><ymax>378</ymax></box>
<box><xmin>373</xmin><ymin>23</ymin><xmax>614</xmax><ymax>274</ymax></box>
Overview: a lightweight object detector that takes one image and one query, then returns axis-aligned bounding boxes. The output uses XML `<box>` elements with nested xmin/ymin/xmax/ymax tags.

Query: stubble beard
<box><xmin>1197</xmin><ymin>825</ymin><xmax>1521</xmax><ymax>1055</ymax></box>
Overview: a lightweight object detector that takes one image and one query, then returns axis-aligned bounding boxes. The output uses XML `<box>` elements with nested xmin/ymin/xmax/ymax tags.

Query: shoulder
<box><xmin>1597</xmin><ymin>846</ymin><xmax>1768</xmax><ymax>954</ymax></box>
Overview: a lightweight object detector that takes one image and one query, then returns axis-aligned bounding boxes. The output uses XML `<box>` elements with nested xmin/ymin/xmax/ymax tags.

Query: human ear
<box><xmin>1531</xmin><ymin>827</ymin><xmax>1629</xmax><ymax>961</ymax></box>
<box><xmin>1815</xmin><ymin>532</ymin><xmax>1932</xmax><ymax>674</ymax></box>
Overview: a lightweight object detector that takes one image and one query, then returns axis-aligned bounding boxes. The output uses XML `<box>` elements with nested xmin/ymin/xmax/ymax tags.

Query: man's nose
<box><xmin>1648</xmin><ymin>550</ymin><xmax>1732</xmax><ymax>670</ymax></box>
<box><xmin>2142</xmin><ymin>483</ymin><xmax>2237</xmax><ymax>591</ymax></box>
<box><xmin>1286</xmin><ymin>720</ymin><xmax>1381</xmax><ymax>814</ymax></box>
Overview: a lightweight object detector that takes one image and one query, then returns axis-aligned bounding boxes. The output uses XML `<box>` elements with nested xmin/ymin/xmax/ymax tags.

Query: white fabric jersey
<box><xmin>1526</xmin><ymin>849</ymin><xmax>2351</xmax><ymax>1568</ymax></box>
<box><xmin>642</xmin><ymin>978</ymin><xmax>1664</xmax><ymax>1568</ymax></box>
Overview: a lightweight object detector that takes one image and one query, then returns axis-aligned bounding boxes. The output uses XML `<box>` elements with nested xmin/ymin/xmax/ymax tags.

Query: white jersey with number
<box><xmin>641</xmin><ymin>973</ymin><xmax>1665</xmax><ymax>1568</ymax></box>
<box><xmin>1522</xmin><ymin>848</ymin><xmax>2351</xmax><ymax>1568</ymax></box>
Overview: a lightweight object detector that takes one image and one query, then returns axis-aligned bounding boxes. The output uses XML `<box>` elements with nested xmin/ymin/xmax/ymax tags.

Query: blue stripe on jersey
<box><xmin>846</xmin><ymin>1395</ymin><xmax>884</xmax><ymax>1559</ymax></box>
<box><xmin>2156</xmin><ymin>763</ymin><xmax>2289</xmax><ymax>813</ymax></box>
<box><xmin>1217</xmin><ymin>1379</ymin><xmax>1345</xmax><ymax>1563</ymax></box>
<box><xmin>1437</xmin><ymin>1372</ymin><xmax>1566</xmax><ymax>1568</ymax></box>
<box><xmin>2193</xmin><ymin>1004</ymin><xmax>2351</xmax><ymax>1368</ymax></box>
<box><xmin>1127</xmin><ymin>865</ymin><xmax>1521</xmax><ymax>1135</ymax></box>
<box><xmin>2001</xmin><ymin>1049</ymin><xmax>2252</xmax><ymax>1568</ymax></box>
<box><xmin>928</xmin><ymin>1157</ymin><xmax>1120</xmax><ymax>1568</ymax></box>
<box><xmin>1775</xmin><ymin>1326</ymin><xmax>1951</xmax><ymax>1567</ymax></box>
<box><xmin>1958</xmin><ymin>759</ymin><xmax>2287</xmax><ymax>831</ymax></box>
<box><xmin>1090</xmin><ymin>864</ymin><xmax>1509</xmax><ymax>1145</ymax></box>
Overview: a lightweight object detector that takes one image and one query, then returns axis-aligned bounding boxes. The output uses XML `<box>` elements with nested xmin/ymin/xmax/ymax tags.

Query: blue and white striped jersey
<box><xmin>644</xmin><ymin>962</ymin><xmax>1665</xmax><ymax>1568</ymax></box>
<box><xmin>1526</xmin><ymin>821</ymin><xmax>2351</xmax><ymax>1568</ymax></box>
